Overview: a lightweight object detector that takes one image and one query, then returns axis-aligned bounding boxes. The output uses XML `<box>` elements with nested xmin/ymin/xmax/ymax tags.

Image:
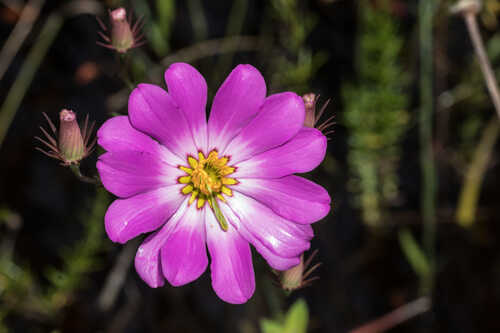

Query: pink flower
<box><xmin>96</xmin><ymin>63</ymin><xmax>331</xmax><ymax>304</ymax></box>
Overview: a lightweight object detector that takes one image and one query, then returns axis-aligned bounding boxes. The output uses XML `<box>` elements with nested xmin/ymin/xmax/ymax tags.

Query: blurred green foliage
<box><xmin>260</xmin><ymin>299</ymin><xmax>309</xmax><ymax>333</ymax></box>
<box><xmin>343</xmin><ymin>0</ymin><xmax>409</xmax><ymax>226</ymax></box>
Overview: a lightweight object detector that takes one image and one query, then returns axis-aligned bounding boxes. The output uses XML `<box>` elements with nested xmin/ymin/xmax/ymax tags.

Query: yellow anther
<box><xmin>179</xmin><ymin>166</ymin><xmax>193</xmax><ymax>174</ymax></box>
<box><xmin>198</xmin><ymin>151</ymin><xmax>206</xmax><ymax>162</ymax></box>
<box><xmin>182</xmin><ymin>184</ymin><xmax>193</xmax><ymax>195</ymax></box>
<box><xmin>178</xmin><ymin>176</ymin><xmax>191</xmax><ymax>184</ymax></box>
<box><xmin>217</xmin><ymin>194</ymin><xmax>226</xmax><ymax>202</ymax></box>
<box><xmin>221</xmin><ymin>186</ymin><xmax>233</xmax><ymax>196</ymax></box>
<box><xmin>220</xmin><ymin>167</ymin><xmax>235</xmax><ymax>176</ymax></box>
<box><xmin>188</xmin><ymin>156</ymin><xmax>198</xmax><ymax>169</ymax></box>
<box><xmin>189</xmin><ymin>190</ymin><xmax>198</xmax><ymax>205</ymax></box>
<box><xmin>222</xmin><ymin>178</ymin><xmax>238</xmax><ymax>185</ymax></box>
<box><xmin>197</xmin><ymin>198</ymin><xmax>206</xmax><ymax>209</ymax></box>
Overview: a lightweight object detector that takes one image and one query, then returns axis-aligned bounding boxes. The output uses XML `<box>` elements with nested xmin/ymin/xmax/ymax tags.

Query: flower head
<box><xmin>97</xmin><ymin>7</ymin><xmax>145</xmax><ymax>53</ymax></box>
<box><xmin>36</xmin><ymin>109</ymin><xmax>95</xmax><ymax>165</ymax></box>
<box><xmin>97</xmin><ymin>63</ymin><xmax>331</xmax><ymax>304</ymax></box>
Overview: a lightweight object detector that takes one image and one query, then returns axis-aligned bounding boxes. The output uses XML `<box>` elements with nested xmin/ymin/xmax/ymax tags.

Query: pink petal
<box><xmin>223</xmin><ymin>92</ymin><xmax>305</xmax><ymax>163</ymax></box>
<box><xmin>97</xmin><ymin>116</ymin><xmax>183</xmax><ymax>166</ymax></box>
<box><xmin>208</xmin><ymin>64</ymin><xmax>266</xmax><ymax>152</ymax></box>
<box><xmin>128</xmin><ymin>83</ymin><xmax>198</xmax><ymax>158</ymax></box>
<box><xmin>220</xmin><ymin>203</ymin><xmax>301</xmax><ymax>271</ymax></box>
<box><xmin>233</xmin><ymin>128</ymin><xmax>327</xmax><ymax>179</ymax></box>
<box><xmin>165</xmin><ymin>63</ymin><xmax>208</xmax><ymax>152</ymax></box>
<box><xmin>235</xmin><ymin>176</ymin><xmax>331</xmax><ymax>224</ymax></box>
<box><xmin>105</xmin><ymin>185</ymin><xmax>185</xmax><ymax>244</ymax></box>
<box><xmin>226</xmin><ymin>192</ymin><xmax>312</xmax><ymax>259</ymax></box>
<box><xmin>161</xmin><ymin>205</ymin><xmax>208</xmax><ymax>286</ymax></box>
<box><xmin>135</xmin><ymin>200</ymin><xmax>189</xmax><ymax>288</ymax></box>
<box><xmin>205</xmin><ymin>208</ymin><xmax>255</xmax><ymax>304</ymax></box>
<box><xmin>97</xmin><ymin>151</ymin><xmax>184</xmax><ymax>198</ymax></box>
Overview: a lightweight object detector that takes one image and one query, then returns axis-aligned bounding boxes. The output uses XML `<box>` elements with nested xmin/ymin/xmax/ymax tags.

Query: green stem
<box><xmin>0</xmin><ymin>13</ymin><xmax>63</xmax><ymax>148</ymax></box>
<box><xmin>456</xmin><ymin>117</ymin><xmax>500</xmax><ymax>227</ymax></box>
<box><xmin>70</xmin><ymin>164</ymin><xmax>100</xmax><ymax>185</ymax></box>
<box><xmin>419</xmin><ymin>0</ymin><xmax>436</xmax><ymax>294</ymax></box>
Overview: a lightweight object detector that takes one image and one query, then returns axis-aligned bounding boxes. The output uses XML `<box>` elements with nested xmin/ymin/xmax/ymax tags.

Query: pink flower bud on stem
<box><xmin>97</xmin><ymin>7</ymin><xmax>145</xmax><ymax>53</ymax></box>
<box><xmin>58</xmin><ymin>109</ymin><xmax>85</xmax><ymax>163</ymax></box>
<box><xmin>279</xmin><ymin>249</ymin><xmax>321</xmax><ymax>292</ymax></box>
<box><xmin>302</xmin><ymin>93</ymin><xmax>335</xmax><ymax>139</ymax></box>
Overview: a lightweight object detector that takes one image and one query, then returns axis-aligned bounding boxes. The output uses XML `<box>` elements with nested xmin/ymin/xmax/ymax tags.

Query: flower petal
<box><xmin>223</xmin><ymin>92</ymin><xmax>305</xmax><ymax>163</ymax></box>
<box><xmin>97</xmin><ymin>115</ymin><xmax>183</xmax><ymax>166</ymax></box>
<box><xmin>97</xmin><ymin>151</ymin><xmax>184</xmax><ymax>198</ymax></box>
<box><xmin>105</xmin><ymin>185</ymin><xmax>185</xmax><ymax>244</ymax></box>
<box><xmin>205</xmin><ymin>208</ymin><xmax>255</xmax><ymax>304</ymax></box>
<box><xmin>226</xmin><ymin>192</ymin><xmax>312</xmax><ymax>259</ymax></box>
<box><xmin>128</xmin><ymin>83</ymin><xmax>198</xmax><ymax>158</ymax></box>
<box><xmin>233</xmin><ymin>128</ymin><xmax>327</xmax><ymax>179</ymax></box>
<box><xmin>161</xmin><ymin>205</ymin><xmax>208</xmax><ymax>286</ymax></box>
<box><xmin>165</xmin><ymin>63</ymin><xmax>208</xmax><ymax>152</ymax></box>
<box><xmin>220</xmin><ymin>203</ymin><xmax>301</xmax><ymax>271</ymax></box>
<box><xmin>208</xmin><ymin>64</ymin><xmax>266</xmax><ymax>151</ymax></box>
<box><xmin>235</xmin><ymin>176</ymin><xmax>331</xmax><ymax>224</ymax></box>
<box><xmin>135</xmin><ymin>200</ymin><xmax>189</xmax><ymax>288</ymax></box>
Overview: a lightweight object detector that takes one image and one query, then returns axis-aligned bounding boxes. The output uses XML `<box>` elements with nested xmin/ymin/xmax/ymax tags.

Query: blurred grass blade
<box><xmin>456</xmin><ymin>116</ymin><xmax>500</xmax><ymax>227</ymax></box>
<box><xmin>0</xmin><ymin>13</ymin><xmax>63</xmax><ymax>148</ymax></box>
<box><xmin>398</xmin><ymin>228</ymin><xmax>431</xmax><ymax>282</ymax></box>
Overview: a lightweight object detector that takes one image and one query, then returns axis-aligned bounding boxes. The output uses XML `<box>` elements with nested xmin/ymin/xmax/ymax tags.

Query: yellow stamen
<box><xmin>179</xmin><ymin>166</ymin><xmax>193</xmax><ymax>174</ymax></box>
<box><xmin>177</xmin><ymin>149</ymin><xmax>238</xmax><ymax>231</ymax></box>
<box><xmin>182</xmin><ymin>184</ymin><xmax>193</xmax><ymax>195</ymax></box>
<box><xmin>188</xmin><ymin>156</ymin><xmax>198</xmax><ymax>169</ymax></box>
<box><xmin>178</xmin><ymin>176</ymin><xmax>191</xmax><ymax>184</ymax></box>
<box><xmin>222</xmin><ymin>178</ymin><xmax>238</xmax><ymax>185</ymax></box>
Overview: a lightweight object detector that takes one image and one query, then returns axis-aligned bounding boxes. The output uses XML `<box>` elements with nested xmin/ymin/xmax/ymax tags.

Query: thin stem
<box><xmin>70</xmin><ymin>164</ymin><xmax>100</xmax><ymax>185</ymax></box>
<box><xmin>419</xmin><ymin>0</ymin><xmax>436</xmax><ymax>294</ymax></box>
<box><xmin>456</xmin><ymin>116</ymin><xmax>500</xmax><ymax>227</ymax></box>
<box><xmin>463</xmin><ymin>12</ymin><xmax>500</xmax><ymax>119</ymax></box>
<box><xmin>349</xmin><ymin>297</ymin><xmax>431</xmax><ymax>333</ymax></box>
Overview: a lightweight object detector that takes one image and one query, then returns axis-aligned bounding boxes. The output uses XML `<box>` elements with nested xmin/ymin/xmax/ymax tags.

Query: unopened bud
<box><xmin>35</xmin><ymin>109</ymin><xmax>96</xmax><ymax>165</ymax></box>
<box><xmin>303</xmin><ymin>93</ymin><xmax>317</xmax><ymax>128</ymax></box>
<box><xmin>97</xmin><ymin>7</ymin><xmax>145</xmax><ymax>53</ymax></box>
<box><xmin>279</xmin><ymin>250</ymin><xmax>321</xmax><ymax>292</ymax></box>
<box><xmin>59</xmin><ymin>110</ymin><xmax>85</xmax><ymax>163</ymax></box>
<box><xmin>110</xmin><ymin>8</ymin><xmax>135</xmax><ymax>53</ymax></box>
<box><xmin>301</xmin><ymin>93</ymin><xmax>335</xmax><ymax>138</ymax></box>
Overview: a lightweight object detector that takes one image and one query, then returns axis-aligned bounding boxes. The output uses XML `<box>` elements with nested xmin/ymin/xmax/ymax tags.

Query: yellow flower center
<box><xmin>178</xmin><ymin>150</ymin><xmax>238</xmax><ymax>222</ymax></box>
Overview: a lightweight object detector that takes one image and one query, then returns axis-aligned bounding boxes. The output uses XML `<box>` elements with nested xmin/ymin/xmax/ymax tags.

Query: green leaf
<box><xmin>283</xmin><ymin>299</ymin><xmax>309</xmax><ymax>333</ymax></box>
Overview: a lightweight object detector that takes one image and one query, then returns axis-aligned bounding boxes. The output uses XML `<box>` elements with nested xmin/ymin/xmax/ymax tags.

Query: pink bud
<box><xmin>58</xmin><ymin>109</ymin><xmax>85</xmax><ymax>163</ymax></box>
<box><xmin>279</xmin><ymin>250</ymin><xmax>321</xmax><ymax>292</ymax></box>
<box><xmin>302</xmin><ymin>93</ymin><xmax>317</xmax><ymax>128</ymax></box>
<box><xmin>35</xmin><ymin>110</ymin><xmax>96</xmax><ymax>166</ymax></box>
<box><xmin>110</xmin><ymin>8</ymin><xmax>135</xmax><ymax>53</ymax></box>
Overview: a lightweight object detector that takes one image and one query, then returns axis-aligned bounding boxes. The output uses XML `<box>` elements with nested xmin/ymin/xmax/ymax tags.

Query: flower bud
<box><xmin>110</xmin><ymin>8</ymin><xmax>135</xmax><ymax>53</ymax></box>
<box><xmin>279</xmin><ymin>250</ymin><xmax>321</xmax><ymax>292</ymax></box>
<box><xmin>303</xmin><ymin>93</ymin><xmax>317</xmax><ymax>128</ymax></box>
<box><xmin>35</xmin><ymin>109</ymin><xmax>96</xmax><ymax>165</ymax></box>
<box><xmin>58</xmin><ymin>109</ymin><xmax>85</xmax><ymax>163</ymax></box>
<box><xmin>97</xmin><ymin>7</ymin><xmax>145</xmax><ymax>53</ymax></box>
<box><xmin>301</xmin><ymin>93</ymin><xmax>335</xmax><ymax>138</ymax></box>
